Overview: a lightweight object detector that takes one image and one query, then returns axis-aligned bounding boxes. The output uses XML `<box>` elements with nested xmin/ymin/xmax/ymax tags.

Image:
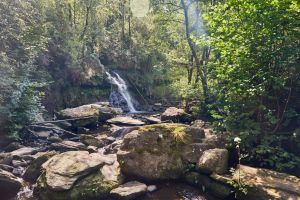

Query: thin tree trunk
<box><xmin>181</xmin><ymin>0</ymin><xmax>209</xmax><ymax>105</ymax></box>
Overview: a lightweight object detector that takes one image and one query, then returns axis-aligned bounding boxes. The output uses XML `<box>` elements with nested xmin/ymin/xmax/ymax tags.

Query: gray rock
<box><xmin>12</xmin><ymin>160</ymin><xmax>28</xmax><ymax>168</ymax></box>
<box><xmin>10</xmin><ymin>147</ymin><xmax>38</xmax><ymax>157</ymax></box>
<box><xmin>182</xmin><ymin>143</ymin><xmax>214</xmax><ymax>163</ymax></box>
<box><xmin>48</xmin><ymin>136</ymin><xmax>63</xmax><ymax>143</ymax></box>
<box><xmin>110</xmin><ymin>181</ymin><xmax>147</xmax><ymax>200</ymax></box>
<box><xmin>234</xmin><ymin>165</ymin><xmax>300</xmax><ymax>200</ymax></box>
<box><xmin>117</xmin><ymin>124</ymin><xmax>205</xmax><ymax>180</ymax></box>
<box><xmin>161</xmin><ymin>107</ymin><xmax>191</xmax><ymax>123</ymax></box>
<box><xmin>40</xmin><ymin>151</ymin><xmax>115</xmax><ymax>191</ymax></box>
<box><xmin>197</xmin><ymin>148</ymin><xmax>228</xmax><ymax>174</ymax></box>
<box><xmin>0</xmin><ymin>164</ymin><xmax>14</xmax><ymax>172</ymax></box>
<box><xmin>36</xmin><ymin>152</ymin><xmax>123</xmax><ymax>200</ymax></box>
<box><xmin>12</xmin><ymin>166</ymin><xmax>25</xmax><ymax>176</ymax></box>
<box><xmin>147</xmin><ymin>185</ymin><xmax>157</xmax><ymax>192</ymax></box>
<box><xmin>107</xmin><ymin>116</ymin><xmax>145</xmax><ymax>126</ymax></box>
<box><xmin>184</xmin><ymin>172</ymin><xmax>232</xmax><ymax>198</ymax></box>
<box><xmin>0</xmin><ymin>168</ymin><xmax>23</xmax><ymax>199</ymax></box>
<box><xmin>80</xmin><ymin>134</ymin><xmax>106</xmax><ymax>148</ymax></box>
<box><xmin>57</xmin><ymin>104</ymin><xmax>120</xmax><ymax>128</ymax></box>
<box><xmin>4</xmin><ymin>142</ymin><xmax>24</xmax><ymax>152</ymax></box>
<box><xmin>51</xmin><ymin>140</ymin><xmax>86</xmax><ymax>151</ymax></box>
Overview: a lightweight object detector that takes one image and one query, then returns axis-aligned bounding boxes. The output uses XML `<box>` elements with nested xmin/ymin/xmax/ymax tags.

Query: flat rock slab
<box><xmin>107</xmin><ymin>116</ymin><xmax>145</xmax><ymax>126</ymax></box>
<box><xmin>236</xmin><ymin>165</ymin><xmax>300</xmax><ymax>200</ymax></box>
<box><xmin>110</xmin><ymin>181</ymin><xmax>147</xmax><ymax>200</ymax></box>
<box><xmin>51</xmin><ymin>140</ymin><xmax>86</xmax><ymax>151</ymax></box>
<box><xmin>10</xmin><ymin>147</ymin><xmax>38</xmax><ymax>157</ymax></box>
<box><xmin>42</xmin><ymin>151</ymin><xmax>115</xmax><ymax>191</ymax></box>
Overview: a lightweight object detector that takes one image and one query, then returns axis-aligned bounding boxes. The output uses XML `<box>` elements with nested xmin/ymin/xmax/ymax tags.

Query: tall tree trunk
<box><xmin>181</xmin><ymin>0</ymin><xmax>209</xmax><ymax>105</ymax></box>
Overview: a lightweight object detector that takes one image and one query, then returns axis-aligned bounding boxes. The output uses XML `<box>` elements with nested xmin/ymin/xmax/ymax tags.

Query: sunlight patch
<box><xmin>130</xmin><ymin>0</ymin><xmax>149</xmax><ymax>18</ymax></box>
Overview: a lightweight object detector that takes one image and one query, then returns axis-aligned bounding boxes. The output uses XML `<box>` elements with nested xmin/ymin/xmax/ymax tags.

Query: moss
<box><xmin>36</xmin><ymin>170</ymin><xmax>120</xmax><ymax>200</ymax></box>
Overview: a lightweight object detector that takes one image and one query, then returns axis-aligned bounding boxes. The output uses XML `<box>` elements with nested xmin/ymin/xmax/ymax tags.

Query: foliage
<box><xmin>205</xmin><ymin>0</ymin><xmax>300</xmax><ymax>171</ymax></box>
<box><xmin>0</xmin><ymin>0</ymin><xmax>48</xmax><ymax>138</ymax></box>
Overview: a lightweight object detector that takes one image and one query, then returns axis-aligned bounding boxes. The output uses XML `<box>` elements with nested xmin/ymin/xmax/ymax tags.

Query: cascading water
<box><xmin>106</xmin><ymin>71</ymin><xmax>137</xmax><ymax>113</ymax></box>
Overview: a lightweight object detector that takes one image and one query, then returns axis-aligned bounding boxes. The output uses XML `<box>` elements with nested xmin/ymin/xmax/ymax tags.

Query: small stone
<box><xmin>147</xmin><ymin>185</ymin><xmax>157</xmax><ymax>192</ymax></box>
<box><xmin>12</xmin><ymin>160</ymin><xmax>28</xmax><ymax>168</ymax></box>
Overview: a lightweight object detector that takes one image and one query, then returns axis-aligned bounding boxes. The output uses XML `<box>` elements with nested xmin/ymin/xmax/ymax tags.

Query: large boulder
<box><xmin>197</xmin><ymin>148</ymin><xmax>229</xmax><ymax>175</ymax></box>
<box><xmin>35</xmin><ymin>152</ymin><xmax>123</xmax><ymax>200</ymax></box>
<box><xmin>23</xmin><ymin>151</ymin><xmax>57</xmax><ymax>182</ymax></box>
<box><xmin>0</xmin><ymin>168</ymin><xmax>23</xmax><ymax>199</ymax></box>
<box><xmin>110</xmin><ymin>181</ymin><xmax>147</xmax><ymax>200</ymax></box>
<box><xmin>161</xmin><ymin>107</ymin><xmax>192</xmax><ymax>123</ymax></box>
<box><xmin>57</xmin><ymin>104</ymin><xmax>121</xmax><ymax>128</ymax></box>
<box><xmin>234</xmin><ymin>165</ymin><xmax>300</xmax><ymax>200</ymax></box>
<box><xmin>117</xmin><ymin>124</ymin><xmax>205</xmax><ymax>180</ymax></box>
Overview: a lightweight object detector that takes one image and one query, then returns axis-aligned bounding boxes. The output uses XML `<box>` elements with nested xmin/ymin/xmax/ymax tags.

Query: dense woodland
<box><xmin>0</xmin><ymin>0</ymin><xmax>300</xmax><ymax>194</ymax></box>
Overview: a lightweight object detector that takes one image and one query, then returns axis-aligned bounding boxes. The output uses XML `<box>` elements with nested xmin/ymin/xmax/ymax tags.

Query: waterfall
<box><xmin>106</xmin><ymin>71</ymin><xmax>137</xmax><ymax>113</ymax></box>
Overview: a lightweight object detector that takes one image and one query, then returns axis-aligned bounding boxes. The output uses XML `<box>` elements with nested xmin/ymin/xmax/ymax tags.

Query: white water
<box><xmin>106</xmin><ymin>71</ymin><xmax>137</xmax><ymax>113</ymax></box>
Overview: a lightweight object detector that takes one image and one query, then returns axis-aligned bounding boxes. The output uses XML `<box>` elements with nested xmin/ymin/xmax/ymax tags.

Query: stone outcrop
<box><xmin>117</xmin><ymin>124</ymin><xmax>205</xmax><ymax>180</ymax></box>
<box><xmin>161</xmin><ymin>107</ymin><xmax>192</xmax><ymax>123</ymax></box>
<box><xmin>35</xmin><ymin>151</ymin><xmax>123</xmax><ymax>200</ymax></box>
<box><xmin>197</xmin><ymin>148</ymin><xmax>229</xmax><ymax>174</ymax></box>
<box><xmin>57</xmin><ymin>104</ymin><xmax>121</xmax><ymax>128</ymax></box>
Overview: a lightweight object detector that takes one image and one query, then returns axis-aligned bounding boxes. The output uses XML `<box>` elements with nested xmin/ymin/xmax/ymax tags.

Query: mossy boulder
<box><xmin>117</xmin><ymin>124</ymin><xmax>205</xmax><ymax>180</ymax></box>
<box><xmin>35</xmin><ymin>152</ymin><xmax>123</xmax><ymax>200</ymax></box>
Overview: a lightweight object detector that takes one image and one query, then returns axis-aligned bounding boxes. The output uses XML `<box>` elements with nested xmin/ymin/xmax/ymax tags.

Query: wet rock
<box><xmin>23</xmin><ymin>151</ymin><xmax>57</xmax><ymax>182</ymax></box>
<box><xmin>117</xmin><ymin>124</ymin><xmax>205</xmax><ymax>180</ymax></box>
<box><xmin>184</xmin><ymin>172</ymin><xmax>232</xmax><ymax>198</ymax></box>
<box><xmin>107</xmin><ymin>116</ymin><xmax>145</xmax><ymax>126</ymax></box>
<box><xmin>161</xmin><ymin>107</ymin><xmax>192</xmax><ymax>123</ymax></box>
<box><xmin>0</xmin><ymin>168</ymin><xmax>23</xmax><ymax>199</ymax></box>
<box><xmin>111</xmin><ymin>126</ymin><xmax>138</xmax><ymax>138</ymax></box>
<box><xmin>36</xmin><ymin>152</ymin><xmax>123</xmax><ymax>200</ymax></box>
<box><xmin>110</xmin><ymin>181</ymin><xmax>147</xmax><ymax>200</ymax></box>
<box><xmin>197</xmin><ymin>148</ymin><xmax>228</xmax><ymax>175</ymax></box>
